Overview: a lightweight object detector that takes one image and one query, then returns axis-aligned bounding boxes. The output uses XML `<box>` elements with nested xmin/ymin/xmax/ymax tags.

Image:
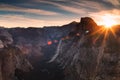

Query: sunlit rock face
<box><xmin>51</xmin><ymin>17</ymin><xmax>120</xmax><ymax>80</ymax></box>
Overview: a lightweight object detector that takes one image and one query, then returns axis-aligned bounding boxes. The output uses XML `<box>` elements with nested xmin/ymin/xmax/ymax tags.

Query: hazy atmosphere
<box><xmin>0</xmin><ymin>0</ymin><xmax>120</xmax><ymax>27</ymax></box>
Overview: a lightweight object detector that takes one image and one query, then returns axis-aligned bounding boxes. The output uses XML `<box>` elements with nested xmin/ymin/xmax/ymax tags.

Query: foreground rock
<box><xmin>0</xmin><ymin>29</ymin><xmax>33</xmax><ymax>80</ymax></box>
<box><xmin>0</xmin><ymin>45</ymin><xmax>33</xmax><ymax>80</ymax></box>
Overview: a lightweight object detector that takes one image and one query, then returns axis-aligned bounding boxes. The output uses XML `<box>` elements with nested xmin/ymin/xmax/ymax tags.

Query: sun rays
<box><xmin>91</xmin><ymin>26</ymin><xmax>117</xmax><ymax>45</ymax></box>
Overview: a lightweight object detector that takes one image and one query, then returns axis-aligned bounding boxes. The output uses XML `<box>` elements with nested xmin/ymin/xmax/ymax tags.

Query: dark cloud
<box><xmin>0</xmin><ymin>0</ymin><xmax>119</xmax><ymax>15</ymax></box>
<box><xmin>0</xmin><ymin>0</ymin><xmax>29</xmax><ymax>4</ymax></box>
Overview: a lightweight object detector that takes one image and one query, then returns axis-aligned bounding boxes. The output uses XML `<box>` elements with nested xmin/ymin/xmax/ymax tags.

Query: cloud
<box><xmin>73</xmin><ymin>0</ymin><xmax>106</xmax><ymax>11</ymax></box>
<box><xmin>0</xmin><ymin>0</ymin><xmax>120</xmax><ymax>27</ymax></box>
<box><xmin>37</xmin><ymin>0</ymin><xmax>86</xmax><ymax>14</ymax></box>
<box><xmin>0</xmin><ymin>14</ymin><xmax>79</xmax><ymax>28</ymax></box>
<box><xmin>0</xmin><ymin>15</ymin><xmax>44</xmax><ymax>27</ymax></box>
<box><xmin>36</xmin><ymin>0</ymin><xmax>117</xmax><ymax>15</ymax></box>
<box><xmin>103</xmin><ymin>0</ymin><xmax>120</xmax><ymax>6</ymax></box>
<box><xmin>0</xmin><ymin>4</ymin><xmax>60</xmax><ymax>16</ymax></box>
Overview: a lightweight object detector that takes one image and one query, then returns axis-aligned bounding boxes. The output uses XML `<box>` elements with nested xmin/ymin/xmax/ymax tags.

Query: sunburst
<box><xmin>91</xmin><ymin>25</ymin><xmax>116</xmax><ymax>45</ymax></box>
<box><xmin>101</xmin><ymin>14</ymin><xmax>117</xmax><ymax>28</ymax></box>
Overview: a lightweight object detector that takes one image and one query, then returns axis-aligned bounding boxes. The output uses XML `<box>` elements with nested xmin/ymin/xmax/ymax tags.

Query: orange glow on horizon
<box><xmin>93</xmin><ymin>14</ymin><xmax>118</xmax><ymax>44</ymax></box>
<box><xmin>96</xmin><ymin>14</ymin><xmax>118</xmax><ymax>28</ymax></box>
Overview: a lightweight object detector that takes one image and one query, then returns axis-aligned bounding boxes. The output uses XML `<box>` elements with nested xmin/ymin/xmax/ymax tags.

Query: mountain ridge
<box><xmin>0</xmin><ymin>17</ymin><xmax>120</xmax><ymax>80</ymax></box>
<box><xmin>50</xmin><ymin>17</ymin><xmax>120</xmax><ymax>80</ymax></box>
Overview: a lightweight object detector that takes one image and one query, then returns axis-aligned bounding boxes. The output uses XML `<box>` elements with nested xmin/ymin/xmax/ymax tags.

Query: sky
<box><xmin>0</xmin><ymin>0</ymin><xmax>120</xmax><ymax>28</ymax></box>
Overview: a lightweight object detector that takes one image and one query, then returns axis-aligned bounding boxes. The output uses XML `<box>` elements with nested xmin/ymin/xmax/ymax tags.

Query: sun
<box><xmin>101</xmin><ymin>14</ymin><xmax>117</xmax><ymax>28</ymax></box>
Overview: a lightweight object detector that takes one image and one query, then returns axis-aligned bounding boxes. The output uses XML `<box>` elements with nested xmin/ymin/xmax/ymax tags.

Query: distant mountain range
<box><xmin>0</xmin><ymin>17</ymin><xmax>120</xmax><ymax>80</ymax></box>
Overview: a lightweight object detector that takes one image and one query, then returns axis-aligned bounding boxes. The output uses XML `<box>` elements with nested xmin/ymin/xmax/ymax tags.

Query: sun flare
<box><xmin>101</xmin><ymin>14</ymin><xmax>117</xmax><ymax>28</ymax></box>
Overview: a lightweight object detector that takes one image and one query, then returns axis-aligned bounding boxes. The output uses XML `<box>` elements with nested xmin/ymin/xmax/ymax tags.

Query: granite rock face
<box><xmin>0</xmin><ymin>21</ymin><xmax>77</xmax><ymax>80</ymax></box>
<box><xmin>0</xmin><ymin>28</ymin><xmax>33</xmax><ymax>80</ymax></box>
<box><xmin>0</xmin><ymin>45</ymin><xmax>33</xmax><ymax>80</ymax></box>
<box><xmin>0</xmin><ymin>28</ymin><xmax>13</xmax><ymax>47</ymax></box>
<box><xmin>51</xmin><ymin>17</ymin><xmax>120</xmax><ymax>80</ymax></box>
<box><xmin>0</xmin><ymin>17</ymin><xmax>120</xmax><ymax>80</ymax></box>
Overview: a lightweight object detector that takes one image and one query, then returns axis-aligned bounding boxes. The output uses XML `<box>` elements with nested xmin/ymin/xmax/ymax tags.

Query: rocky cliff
<box><xmin>0</xmin><ymin>17</ymin><xmax>120</xmax><ymax>80</ymax></box>
<box><xmin>0</xmin><ymin>21</ymin><xmax>77</xmax><ymax>80</ymax></box>
<box><xmin>51</xmin><ymin>17</ymin><xmax>120</xmax><ymax>80</ymax></box>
